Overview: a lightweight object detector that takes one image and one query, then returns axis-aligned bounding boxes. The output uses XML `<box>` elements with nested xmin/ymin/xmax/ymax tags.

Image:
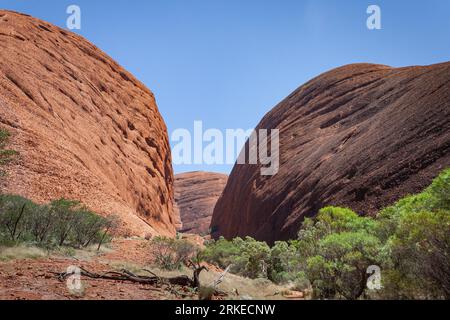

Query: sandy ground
<box><xmin>0</xmin><ymin>238</ymin><xmax>299</xmax><ymax>300</ymax></box>
<box><xmin>0</xmin><ymin>239</ymin><xmax>172</xmax><ymax>300</ymax></box>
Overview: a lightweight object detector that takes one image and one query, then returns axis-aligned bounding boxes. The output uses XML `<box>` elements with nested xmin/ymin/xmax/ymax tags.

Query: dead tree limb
<box><xmin>52</xmin><ymin>264</ymin><xmax>226</xmax><ymax>299</ymax></box>
<box><xmin>52</xmin><ymin>267</ymin><xmax>194</xmax><ymax>287</ymax></box>
<box><xmin>211</xmin><ymin>265</ymin><xmax>232</xmax><ymax>289</ymax></box>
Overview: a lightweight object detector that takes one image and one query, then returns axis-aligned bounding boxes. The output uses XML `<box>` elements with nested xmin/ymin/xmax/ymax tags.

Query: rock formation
<box><xmin>174</xmin><ymin>172</ymin><xmax>228</xmax><ymax>235</ymax></box>
<box><xmin>211</xmin><ymin>62</ymin><xmax>450</xmax><ymax>243</ymax></box>
<box><xmin>0</xmin><ymin>10</ymin><xmax>175</xmax><ymax>237</ymax></box>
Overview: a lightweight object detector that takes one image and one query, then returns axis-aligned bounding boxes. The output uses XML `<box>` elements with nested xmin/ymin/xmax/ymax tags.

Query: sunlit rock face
<box><xmin>174</xmin><ymin>172</ymin><xmax>228</xmax><ymax>235</ymax></box>
<box><xmin>211</xmin><ymin>62</ymin><xmax>450</xmax><ymax>243</ymax></box>
<box><xmin>0</xmin><ymin>10</ymin><xmax>176</xmax><ymax>237</ymax></box>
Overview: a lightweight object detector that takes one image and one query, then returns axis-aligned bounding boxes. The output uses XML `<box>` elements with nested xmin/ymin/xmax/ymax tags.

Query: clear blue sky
<box><xmin>2</xmin><ymin>0</ymin><xmax>450</xmax><ymax>174</ymax></box>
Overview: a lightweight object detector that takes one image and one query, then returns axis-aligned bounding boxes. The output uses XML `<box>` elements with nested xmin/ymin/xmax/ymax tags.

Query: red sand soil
<box><xmin>0</xmin><ymin>239</ymin><xmax>176</xmax><ymax>300</ymax></box>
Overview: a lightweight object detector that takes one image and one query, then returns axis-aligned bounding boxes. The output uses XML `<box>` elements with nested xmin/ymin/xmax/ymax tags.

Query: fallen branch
<box><xmin>211</xmin><ymin>265</ymin><xmax>232</xmax><ymax>288</ymax></box>
<box><xmin>52</xmin><ymin>267</ymin><xmax>194</xmax><ymax>287</ymax></box>
<box><xmin>52</xmin><ymin>265</ymin><xmax>227</xmax><ymax>299</ymax></box>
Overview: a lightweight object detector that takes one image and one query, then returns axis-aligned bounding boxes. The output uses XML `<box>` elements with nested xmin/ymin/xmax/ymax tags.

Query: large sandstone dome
<box><xmin>211</xmin><ymin>62</ymin><xmax>450</xmax><ymax>243</ymax></box>
<box><xmin>174</xmin><ymin>172</ymin><xmax>228</xmax><ymax>235</ymax></box>
<box><xmin>0</xmin><ymin>11</ymin><xmax>175</xmax><ymax>237</ymax></box>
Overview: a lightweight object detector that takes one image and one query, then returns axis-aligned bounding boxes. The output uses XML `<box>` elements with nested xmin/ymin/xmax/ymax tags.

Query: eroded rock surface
<box><xmin>0</xmin><ymin>11</ymin><xmax>175</xmax><ymax>237</ymax></box>
<box><xmin>174</xmin><ymin>172</ymin><xmax>227</xmax><ymax>235</ymax></box>
<box><xmin>211</xmin><ymin>62</ymin><xmax>450</xmax><ymax>243</ymax></box>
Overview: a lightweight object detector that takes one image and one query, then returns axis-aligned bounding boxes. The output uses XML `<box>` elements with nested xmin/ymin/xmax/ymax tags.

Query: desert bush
<box><xmin>202</xmin><ymin>237</ymin><xmax>242</xmax><ymax>269</ymax></box>
<box><xmin>27</xmin><ymin>204</ymin><xmax>54</xmax><ymax>245</ymax></box>
<box><xmin>236</xmin><ymin>237</ymin><xmax>271</xmax><ymax>278</ymax></box>
<box><xmin>377</xmin><ymin>168</ymin><xmax>450</xmax><ymax>299</ymax></box>
<box><xmin>71</xmin><ymin>209</ymin><xmax>108</xmax><ymax>248</ymax></box>
<box><xmin>268</xmin><ymin>240</ymin><xmax>302</xmax><ymax>283</ymax></box>
<box><xmin>297</xmin><ymin>206</ymin><xmax>384</xmax><ymax>300</ymax></box>
<box><xmin>150</xmin><ymin>236</ymin><xmax>198</xmax><ymax>270</ymax></box>
<box><xmin>297</xmin><ymin>169</ymin><xmax>449</xmax><ymax>300</ymax></box>
<box><xmin>49</xmin><ymin>199</ymin><xmax>84</xmax><ymax>246</ymax></box>
<box><xmin>203</xmin><ymin>236</ymin><xmax>271</xmax><ymax>279</ymax></box>
<box><xmin>0</xmin><ymin>195</ymin><xmax>37</xmax><ymax>242</ymax></box>
<box><xmin>0</xmin><ymin>195</ymin><xmax>113</xmax><ymax>249</ymax></box>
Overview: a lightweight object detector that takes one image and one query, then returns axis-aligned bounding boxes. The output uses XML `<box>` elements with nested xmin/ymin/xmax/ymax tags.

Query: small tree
<box><xmin>97</xmin><ymin>215</ymin><xmax>119</xmax><ymax>251</ymax></box>
<box><xmin>0</xmin><ymin>194</ymin><xmax>115</xmax><ymax>250</ymax></box>
<box><xmin>238</xmin><ymin>237</ymin><xmax>271</xmax><ymax>278</ymax></box>
<box><xmin>0</xmin><ymin>195</ymin><xmax>35</xmax><ymax>242</ymax></box>
<box><xmin>50</xmin><ymin>199</ymin><xmax>83</xmax><ymax>246</ymax></box>
<box><xmin>378</xmin><ymin>168</ymin><xmax>450</xmax><ymax>299</ymax></box>
<box><xmin>28</xmin><ymin>204</ymin><xmax>54</xmax><ymax>245</ymax></box>
<box><xmin>202</xmin><ymin>236</ymin><xmax>242</xmax><ymax>269</ymax></box>
<box><xmin>71</xmin><ymin>209</ymin><xmax>109</xmax><ymax>248</ymax></box>
<box><xmin>306</xmin><ymin>231</ymin><xmax>382</xmax><ymax>299</ymax></box>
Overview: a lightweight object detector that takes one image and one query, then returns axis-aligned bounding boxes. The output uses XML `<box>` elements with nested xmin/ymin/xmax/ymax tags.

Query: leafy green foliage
<box><xmin>0</xmin><ymin>194</ymin><xmax>114</xmax><ymax>249</ymax></box>
<box><xmin>298</xmin><ymin>207</ymin><xmax>384</xmax><ymax>299</ymax></box>
<box><xmin>268</xmin><ymin>240</ymin><xmax>303</xmax><ymax>283</ymax></box>
<box><xmin>0</xmin><ymin>195</ymin><xmax>37</xmax><ymax>242</ymax></box>
<box><xmin>203</xmin><ymin>237</ymin><xmax>271</xmax><ymax>278</ymax></box>
<box><xmin>377</xmin><ymin>168</ymin><xmax>450</xmax><ymax>299</ymax></box>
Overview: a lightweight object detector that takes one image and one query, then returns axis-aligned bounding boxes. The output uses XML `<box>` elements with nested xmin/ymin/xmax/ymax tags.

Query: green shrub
<box><xmin>202</xmin><ymin>237</ymin><xmax>242</xmax><ymax>269</ymax></box>
<box><xmin>150</xmin><ymin>236</ymin><xmax>198</xmax><ymax>270</ymax></box>
<box><xmin>203</xmin><ymin>236</ymin><xmax>271</xmax><ymax>279</ymax></box>
<box><xmin>296</xmin><ymin>169</ymin><xmax>449</xmax><ymax>300</ymax></box>
<box><xmin>268</xmin><ymin>240</ymin><xmax>302</xmax><ymax>283</ymax></box>
<box><xmin>0</xmin><ymin>195</ymin><xmax>37</xmax><ymax>242</ymax></box>
<box><xmin>50</xmin><ymin>199</ymin><xmax>84</xmax><ymax>246</ymax></box>
<box><xmin>297</xmin><ymin>207</ymin><xmax>384</xmax><ymax>299</ymax></box>
<box><xmin>28</xmin><ymin>204</ymin><xmax>54</xmax><ymax>245</ymax></box>
<box><xmin>0</xmin><ymin>195</ymin><xmax>113</xmax><ymax>249</ymax></box>
<box><xmin>71</xmin><ymin>209</ymin><xmax>109</xmax><ymax>248</ymax></box>
<box><xmin>377</xmin><ymin>168</ymin><xmax>450</xmax><ymax>299</ymax></box>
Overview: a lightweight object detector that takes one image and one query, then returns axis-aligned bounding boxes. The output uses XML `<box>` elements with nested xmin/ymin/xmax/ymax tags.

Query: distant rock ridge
<box><xmin>174</xmin><ymin>172</ymin><xmax>228</xmax><ymax>235</ymax></box>
<box><xmin>211</xmin><ymin>62</ymin><xmax>450</xmax><ymax>243</ymax></box>
<box><xmin>0</xmin><ymin>10</ymin><xmax>176</xmax><ymax>237</ymax></box>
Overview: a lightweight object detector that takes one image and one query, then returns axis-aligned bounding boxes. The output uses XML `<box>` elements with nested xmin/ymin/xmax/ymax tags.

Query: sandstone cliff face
<box><xmin>211</xmin><ymin>62</ymin><xmax>450</xmax><ymax>243</ymax></box>
<box><xmin>0</xmin><ymin>11</ymin><xmax>175</xmax><ymax>237</ymax></box>
<box><xmin>174</xmin><ymin>172</ymin><xmax>228</xmax><ymax>235</ymax></box>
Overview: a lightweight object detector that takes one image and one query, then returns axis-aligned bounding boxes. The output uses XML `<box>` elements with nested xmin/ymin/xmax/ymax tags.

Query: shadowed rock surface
<box><xmin>174</xmin><ymin>172</ymin><xmax>228</xmax><ymax>235</ymax></box>
<box><xmin>211</xmin><ymin>62</ymin><xmax>450</xmax><ymax>243</ymax></box>
<box><xmin>0</xmin><ymin>11</ymin><xmax>175</xmax><ymax>237</ymax></box>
